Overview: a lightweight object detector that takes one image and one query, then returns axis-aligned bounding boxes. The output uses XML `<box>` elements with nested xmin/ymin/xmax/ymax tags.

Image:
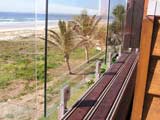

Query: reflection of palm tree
<box><xmin>109</xmin><ymin>5</ymin><xmax>125</xmax><ymax>53</ymax></box>
<box><xmin>47</xmin><ymin>20</ymin><xmax>85</xmax><ymax>74</ymax></box>
<box><xmin>108</xmin><ymin>33</ymin><xmax>122</xmax><ymax>52</ymax></box>
<box><xmin>95</xmin><ymin>26</ymin><xmax>107</xmax><ymax>50</ymax></box>
<box><xmin>72</xmin><ymin>11</ymin><xmax>101</xmax><ymax>63</ymax></box>
<box><xmin>111</xmin><ymin>5</ymin><xmax>125</xmax><ymax>33</ymax></box>
<box><xmin>110</xmin><ymin>33</ymin><xmax>121</xmax><ymax>45</ymax></box>
<box><xmin>113</xmin><ymin>5</ymin><xmax>125</xmax><ymax>24</ymax></box>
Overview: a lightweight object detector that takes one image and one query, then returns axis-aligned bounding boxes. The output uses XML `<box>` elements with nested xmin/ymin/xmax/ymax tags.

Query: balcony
<box><xmin>62</xmin><ymin>51</ymin><xmax>138</xmax><ymax>120</ymax></box>
<box><xmin>0</xmin><ymin>0</ymin><xmax>160</xmax><ymax>120</ymax></box>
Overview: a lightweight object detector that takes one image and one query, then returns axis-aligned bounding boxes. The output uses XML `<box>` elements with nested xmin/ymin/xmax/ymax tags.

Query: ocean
<box><xmin>0</xmin><ymin>12</ymin><xmax>74</xmax><ymax>22</ymax></box>
<box><xmin>0</xmin><ymin>12</ymin><xmax>76</xmax><ymax>31</ymax></box>
<box><xmin>0</xmin><ymin>12</ymin><xmax>112</xmax><ymax>31</ymax></box>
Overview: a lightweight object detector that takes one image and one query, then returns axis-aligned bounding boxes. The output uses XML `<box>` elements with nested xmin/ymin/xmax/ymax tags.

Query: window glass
<box><xmin>0</xmin><ymin>0</ymin><xmax>41</xmax><ymax>119</ymax></box>
<box><xmin>0</xmin><ymin>0</ymin><xmax>127</xmax><ymax>119</ymax></box>
<box><xmin>46</xmin><ymin>0</ymin><xmax>108</xmax><ymax>119</ymax></box>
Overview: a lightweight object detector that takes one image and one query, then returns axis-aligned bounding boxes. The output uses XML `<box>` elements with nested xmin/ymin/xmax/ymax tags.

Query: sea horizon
<box><xmin>0</xmin><ymin>12</ymin><xmax>77</xmax><ymax>22</ymax></box>
<box><xmin>0</xmin><ymin>12</ymin><xmax>113</xmax><ymax>32</ymax></box>
<box><xmin>0</xmin><ymin>12</ymin><xmax>74</xmax><ymax>30</ymax></box>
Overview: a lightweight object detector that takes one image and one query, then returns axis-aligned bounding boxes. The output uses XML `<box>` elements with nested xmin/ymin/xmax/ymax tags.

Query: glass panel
<box><xmin>107</xmin><ymin>0</ymin><xmax>127</xmax><ymax>61</ymax></box>
<box><xmin>0</xmin><ymin>0</ymin><xmax>127</xmax><ymax>119</ymax></box>
<box><xmin>45</xmin><ymin>0</ymin><xmax>109</xmax><ymax>119</ymax></box>
<box><xmin>0</xmin><ymin>0</ymin><xmax>41</xmax><ymax>119</ymax></box>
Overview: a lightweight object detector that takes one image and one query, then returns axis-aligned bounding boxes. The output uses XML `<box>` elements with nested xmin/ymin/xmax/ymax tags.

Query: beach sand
<box><xmin>0</xmin><ymin>20</ymin><xmax>58</xmax><ymax>40</ymax></box>
<box><xmin>0</xmin><ymin>20</ymin><xmax>107</xmax><ymax>41</ymax></box>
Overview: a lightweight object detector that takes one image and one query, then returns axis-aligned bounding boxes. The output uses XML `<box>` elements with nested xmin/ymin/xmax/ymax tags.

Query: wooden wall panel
<box><xmin>130</xmin><ymin>0</ymin><xmax>160</xmax><ymax>119</ymax></box>
<box><xmin>152</xmin><ymin>18</ymin><xmax>160</xmax><ymax>56</ymax></box>
<box><xmin>147</xmin><ymin>18</ymin><xmax>160</xmax><ymax>95</ymax></box>
<box><xmin>131</xmin><ymin>18</ymin><xmax>154</xmax><ymax>120</ymax></box>
<box><xmin>142</xmin><ymin>17</ymin><xmax>160</xmax><ymax>120</ymax></box>
<box><xmin>148</xmin><ymin>59</ymin><xmax>160</xmax><ymax>95</ymax></box>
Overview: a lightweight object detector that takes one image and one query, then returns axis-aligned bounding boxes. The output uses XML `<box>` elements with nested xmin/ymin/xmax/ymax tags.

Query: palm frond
<box><xmin>49</xmin><ymin>34</ymin><xmax>61</xmax><ymax>44</ymax></box>
<box><xmin>89</xmin><ymin>15</ymin><xmax>96</xmax><ymax>26</ymax></box>
<box><xmin>48</xmin><ymin>30</ymin><xmax>61</xmax><ymax>40</ymax></box>
<box><xmin>71</xmin><ymin>39</ymin><xmax>87</xmax><ymax>51</ymax></box>
<box><xmin>39</xmin><ymin>36</ymin><xmax>63</xmax><ymax>51</ymax></box>
<box><xmin>89</xmin><ymin>17</ymin><xmax>102</xmax><ymax>35</ymax></box>
<box><xmin>47</xmin><ymin>39</ymin><xmax>63</xmax><ymax>51</ymax></box>
<box><xmin>39</xmin><ymin>37</ymin><xmax>45</xmax><ymax>41</ymax></box>
<box><xmin>58</xmin><ymin>20</ymin><xmax>67</xmax><ymax>36</ymax></box>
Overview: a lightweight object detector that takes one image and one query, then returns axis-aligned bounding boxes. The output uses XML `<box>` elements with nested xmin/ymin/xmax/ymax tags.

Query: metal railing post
<box><xmin>105</xmin><ymin>0</ymin><xmax>111</xmax><ymax>64</ymax></box>
<box><xmin>44</xmin><ymin>0</ymin><xmax>49</xmax><ymax>117</ymax></box>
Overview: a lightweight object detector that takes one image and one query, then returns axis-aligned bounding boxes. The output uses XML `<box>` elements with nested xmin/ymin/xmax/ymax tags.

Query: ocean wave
<box><xmin>0</xmin><ymin>18</ymin><xmax>59</xmax><ymax>23</ymax></box>
<box><xmin>0</xmin><ymin>18</ymin><xmax>16</xmax><ymax>22</ymax></box>
<box><xmin>0</xmin><ymin>20</ymin><xmax>58</xmax><ymax>24</ymax></box>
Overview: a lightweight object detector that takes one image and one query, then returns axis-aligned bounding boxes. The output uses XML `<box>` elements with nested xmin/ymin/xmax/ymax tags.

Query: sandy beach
<box><xmin>0</xmin><ymin>20</ymin><xmax>58</xmax><ymax>31</ymax></box>
<box><xmin>0</xmin><ymin>20</ymin><xmax>59</xmax><ymax>40</ymax></box>
<box><xmin>0</xmin><ymin>20</ymin><xmax>108</xmax><ymax>41</ymax></box>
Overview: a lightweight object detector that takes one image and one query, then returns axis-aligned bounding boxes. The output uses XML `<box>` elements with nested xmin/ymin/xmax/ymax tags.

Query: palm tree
<box><xmin>72</xmin><ymin>10</ymin><xmax>101</xmax><ymax>63</ymax></box>
<box><xmin>112</xmin><ymin>5</ymin><xmax>125</xmax><ymax>33</ymax></box>
<box><xmin>108</xmin><ymin>32</ymin><xmax>122</xmax><ymax>53</ymax></box>
<box><xmin>46</xmin><ymin>20</ymin><xmax>85</xmax><ymax>74</ymax></box>
<box><xmin>94</xmin><ymin>25</ymin><xmax>107</xmax><ymax>51</ymax></box>
<box><xmin>108</xmin><ymin>5</ymin><xmax>125</xmax><ymax>54</ymax></box>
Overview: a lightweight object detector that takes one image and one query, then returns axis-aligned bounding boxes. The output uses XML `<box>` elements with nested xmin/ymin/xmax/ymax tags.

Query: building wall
<box><xmin>142</xmin><ymin>17</ymin><xmax>160</xmax><ymax>120</ymax></box>
<box><xmin>123</xmin><ymin>0</ymin><xmax>144</xmax><ymax>49</ymax></box>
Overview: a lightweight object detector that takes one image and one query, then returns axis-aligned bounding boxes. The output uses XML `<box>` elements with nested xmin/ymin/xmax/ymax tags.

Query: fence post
<box><xmin>108</xmin><ymin>52</ymin><xmax>112</xmax><ymax>68</ymax></box>
<box><xmin>135</xmin><ymin>48</ymin><xmax>139</xmax><ymax>53</ymax></box>
<box><xmin>128</xmin><ymin>48</ymin><xmax>132</xmax><ymax>52</ymax></box>
<box><xmin>117</xmin><ymin>45</ymin><xmax>122</xmax><ymax>59</ymax></box>
<box><xmin>58</xmin><ymin>85</ymin><xmax>70</xmax><ymax>120</ymax></box>
<box><xmin>95</xmin><ymin>60</ymin><xmax>102</xmax><ymax>81</ymax></box>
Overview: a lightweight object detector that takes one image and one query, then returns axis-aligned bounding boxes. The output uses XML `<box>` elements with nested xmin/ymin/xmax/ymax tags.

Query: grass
<box><xmin>0</xmin><ymin>37</ymin><xmax>101</xmax><ymax>120</ymax></box>
<box><xmin>0</xmin><ymin>38</ymin><xmax>99</xmax><ymax>91</ymax></box>
<box><xmin>40</xmin><ymin>70</ymin><xmax>96</xmax><ymax>120</ymax></box>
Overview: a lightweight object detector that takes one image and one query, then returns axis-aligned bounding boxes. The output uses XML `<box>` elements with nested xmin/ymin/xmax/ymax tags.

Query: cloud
<box><xmin>50</xmin><ymin>3</ymin><xmax>98</xmax><ymax>15</ymax></box>
<box><xmin>0</xmin><ymin>0</ymin><xmax>35</xmax><ymax>13</ymax></box>
<box><xmin>36</xmin><ymin>0</ymin><xmax>98</xmax><ymax>15</ymax></box>
<box><xmin>0</xmin><ymin>0</ymin><xmax>98</xmax><ymax>15</ymax></box>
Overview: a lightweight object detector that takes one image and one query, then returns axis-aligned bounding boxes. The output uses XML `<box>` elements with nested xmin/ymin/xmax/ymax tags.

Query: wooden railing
<box><xmin>62</xmin><ymin>51</ymin><xmax>139</xmax><ymax>120</ymax></box>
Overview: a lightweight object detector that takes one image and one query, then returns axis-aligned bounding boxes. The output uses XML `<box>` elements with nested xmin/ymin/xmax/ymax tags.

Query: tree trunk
<box><xmin>85</xmin><ymin>46</ymin><xmax>89</xmax><ymax>63</ymax></box>
<box><xmin>64</xmin><ymin>55</ymin><xmax>72</xmax><ymax>74</ymax></box>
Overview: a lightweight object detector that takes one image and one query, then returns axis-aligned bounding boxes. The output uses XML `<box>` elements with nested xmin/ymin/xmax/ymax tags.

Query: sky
<box><xmin>0</xmin><ymin>0</ymin><xmax>126</xmax><ymax>14</ymax></box>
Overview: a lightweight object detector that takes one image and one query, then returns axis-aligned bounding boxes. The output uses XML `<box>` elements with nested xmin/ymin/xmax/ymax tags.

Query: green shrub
<box><xmin>86</xmin><ymin>79</ymin><xmax>95</xmax><ymax>87</ymax></box>
<box><xmin>37</xmin><ymin>64</ymin><xmax>44</xmax><ymax>81</ymax></box>
<box><xmin>101</xmin><ymin>63</ymin><xmax>107</xmax><ymax>74</ymax></box>
<box><xmin>112</xmin><ymin>57</ymin><xmax>116</xmax><ymax>63</ymax></box>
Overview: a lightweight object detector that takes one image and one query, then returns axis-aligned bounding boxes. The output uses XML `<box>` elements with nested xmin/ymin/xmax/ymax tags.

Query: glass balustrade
<box><xmin>0</xmin><ymin>0</ymin><xmax>127</xmax><ymax>119</ymax></box>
